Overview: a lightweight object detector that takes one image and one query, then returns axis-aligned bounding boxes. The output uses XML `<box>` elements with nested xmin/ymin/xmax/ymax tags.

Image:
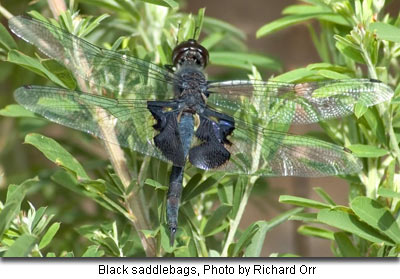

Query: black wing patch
<box><xmin>189</xmin><ymin>109</ymin><xmax>235</xmax><ymax>169</ymax></box>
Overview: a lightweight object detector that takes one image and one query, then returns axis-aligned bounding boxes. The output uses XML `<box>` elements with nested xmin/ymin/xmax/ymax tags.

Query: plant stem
<box><xmin>47</xmin><ymin>0</ymin><xmax>67</xmax><ymax>18</ymax></box>
<box><xmin>0</xmin><ymin>3</ymin><xmax>13</xmax><ymax>19</ymax></box>
<box><xmin>46</xmin><ymin>0</ymin><xmax>156</xmax><ymax>256</ymax></box>
<box><xmin>360</xmin><ymin>40</ymin><xmax>400</xmax><ymax>166</ymax></box>
<box><xmin>221</xmin><ymin>176</ymin><xmax>256</xmax><ymax>257</ymax></box>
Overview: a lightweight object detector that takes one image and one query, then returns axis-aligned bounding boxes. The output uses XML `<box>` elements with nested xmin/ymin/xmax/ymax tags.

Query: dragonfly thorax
<box><xmin>173</xmin><ymin>65</ymin><xmax>208</xmax><ymax>109</ymax></box>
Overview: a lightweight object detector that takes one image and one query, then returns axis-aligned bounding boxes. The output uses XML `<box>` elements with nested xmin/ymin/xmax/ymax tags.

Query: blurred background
<box><xmin>0</xmin><ymin>0</ymin><xmax>399</xmax><ymax>256</ymax></box>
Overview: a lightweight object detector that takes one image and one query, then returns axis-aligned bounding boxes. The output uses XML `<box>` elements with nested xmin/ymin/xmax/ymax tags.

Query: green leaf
<box><xmin>369</xmin><ymin>22</ymin><xmax>400</xmax><ymax>43</ymax></box>
<box><xmin>0</xmin><ymin>202</ymin><xmax>18</xmax><ymax>240</ymax></box>
<box><xmin>203</xmin><ymin>204</ymin><xmax>232</xmax><ymax>236</ymax></box>
<box><xmin>273</xmin><ymin>68</ymin><xmax>316</xmax><ymax>82</ymax></box>
<box><xmin>244</xmin><ymin>208</ymin><xmax>303</xmax><ymax>257</ymax></box>
<box><xmin>316</xmin><ymin>69</ymin><xmax>350</xmax><ymax>80</ymax></box>
<box><xmin>41</xmin><ymin>59</ymin><xmax>76</xmax><ymax>89</ymax></box>
<box><xmin>282</xmin><ymin>4</ymin><xmax>331</xmax><ymax>15</ymax></box>
<box><xmin>256</xmin><ymin>13</ymin><xmax>348</xmax><ymax>38</ymax></box>
<box><xmin>210</xmin><ymin>51</ymin><xmax>281</xmax><ymax>71</ymax></box>
<box><xmin>243</xmin><ymin>222</ymin><xmax>270</xmax><ymax>257</ymax></box>
<box><xmin>31</xmin><ymin>207</ymin><xmax>48</xmax><ymax>231</ymax></box>
<box><xmin>354</xmin><ymin>103</ymin><xmax>368</xmax><ymax>118</ymax></box>
<box><xmin>195</xmin><ymin>8</ymin><xmax>206</xmax><ymax>40</ymax></box>
<box><xmin>289</xmin><ymin>213</ymin><xmax>318</xmax><ymax>222</ymax></box>
<box><xmin>335</xmin><ymin>41</ymin><xmax>365</xmax><ymax>63</ymax></box>
<box><xmin>182</xmin><ymin>173</ymin><xmax>224</xmax><ymax>201</ymax></box>
<box><xmin>257</xmin><ymin>14</ymin><xmax>317</xmax><ymax>37</ymax></box>
<box><xmin>313</xmin><ymin>187</ymin><xmax>336</xmax><ymax>205</ymax></box>
<box><xmin>317</xmin><ymin>209</ymin><xmax>394</xmax><ymax>245</ymax></box>
<box><xmin>7</xmin><ymin>50</ymin><xmax>66</xmax><ymax>87</ymax></box>
<box><xmin>351</xmin><ymin>197</ymin><xmax>400</xmax><ymax>244</ymax></box>
<box><xmin>82</xmin><ymin>245</ymin><xmax>105</xmax><ymax>257</ymax></box>
<box><xmin>203</xmin><ymin>17</ymin><xmax>245</xmax><ymax>40</ymax></box>
<box><xmin>391</xmin><ymin>97</ymin><xmax>400</xmax><ymax>104</ymax></box>
<box><xmin>0</xmin><ymin>104</ymin><xmax>38</xmax><ymax>118</ymax></box>
<box><xmin>144</xmin><ymin>178</ymin><xmax>168</xmax><ymax>191</ymax></box>
<box><xmin>231</xmin><ymin>222</ymin><xmax>259</xmax><ymax>257</ymax></box>
<box><xmin>0</xmin><ymin>22</ymin><xmax>17</xmax><ymax>50</ymax></box>
<box><xmin>39</xmin><ymin>222</ymin><xmax>61</xmax><ymax>249</ymax></box>
<box><xmin>4</xmin><ymin>234</ymin><xmax>37</xmax><ymax>257</ymax></box>
<box><xmin>201</xmin><ymin>32</ymin><xmax>225</xmax><ymax>49</ymax></box>
<box><xmin>298</xmin><ymin>225</ymin><xmax>335</xmax><ymax>240</ymax></box>
<box><xmin>362</xmin><ymin>109</ymin><xmax>386</xmax><ymax>145</ymax></box>
<box><xmin>25</xmin><ymin>133</ymin><xmax>89</xmax><ymax>179</ymax></box>
<box><xmin>160</xmin><ymin>225</ymin><xmax>174</xmax><ymax>253</ymax></box>
<box><xmin>347</xmin><ymin>144</ymin><xmax>388</xmax><ymax>158</ymax></box>
<box><xmin>138</xmin><ymin>0</ymin><xmax>178</xmax><ymax>9</ymax></box>
<box><xmin>334</xmin><ymin>232</ymin><xmax>361</xmax><ymax>257</ymax></box>
<box><xmin>279</xmin><ymin>195</ymin><xmax>332</xmax><ymax>209</ymax></box>
<box><xmin>378</xmin><ymin>188</ymin><xmax>400</xmax><ymax>199</ymax></box>
<box><xmin>0</xmin><ymin>179</ymin><xmax>36</xmax><ymax>238</ymax></box>
<box><xmin>80</xmin><ymin>179</ymin><xmax>107</xmax><ymax>194</ymax></box>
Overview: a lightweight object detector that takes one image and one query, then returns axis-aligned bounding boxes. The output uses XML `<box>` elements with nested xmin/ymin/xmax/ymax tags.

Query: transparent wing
<box><xmin>14</xmin><ymin>85</ymin><xmax>171</xmax><ymax>164</ymax></box>
<box><xmin>192</xmin><ymin>117</ymin><xmax>362</xmax><ymax>177</ymax></box>
<box><xmin>207</xmin><ymin>79</ymin><xmax>393</xmax><ymax>124</ymax></box>
<box><xmin>9</xmin><ymin>16</ymin><xmax>175</xmax><ymax>99</ymax></box>
<box><xmin>15</xmin><ymin>85</ymin><xmax>362</xmax><ymax>177</ymax></box>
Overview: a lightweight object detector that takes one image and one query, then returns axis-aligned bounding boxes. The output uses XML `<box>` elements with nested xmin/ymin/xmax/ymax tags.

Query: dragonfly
<box><xmin>8</xmin><ymin>15</ymin><xmax>394</xmax><ymax>245</ymax></box>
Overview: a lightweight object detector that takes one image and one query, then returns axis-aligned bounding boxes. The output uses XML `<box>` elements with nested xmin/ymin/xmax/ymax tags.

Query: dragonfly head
<box><xmin>172</xmin><ymin>39</ymin><xmax>209</xmax><ymax>69</ymax></box>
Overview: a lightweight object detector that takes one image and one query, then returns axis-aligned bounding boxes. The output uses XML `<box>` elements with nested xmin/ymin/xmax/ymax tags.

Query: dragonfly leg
<box><xmin>167</xmin><ymin>165</ymin><xmax>184</xmax><ymax>246</ymax></box>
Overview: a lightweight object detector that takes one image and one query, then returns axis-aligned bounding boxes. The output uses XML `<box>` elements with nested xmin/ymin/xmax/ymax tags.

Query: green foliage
<box><xmin>0</xmin><ymin>0</ymin><xmax>399</xmax><ymax>257</ymax></box>
<box><xmin>264</xmin><ymin>0</ymin><xmax>400</xmax><ymax>257</ymax></box>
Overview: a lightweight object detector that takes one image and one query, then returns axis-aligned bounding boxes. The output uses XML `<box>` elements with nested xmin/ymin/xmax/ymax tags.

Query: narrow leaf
<box><xmin>0</xmin><ymin>179</ymin><xmax>36</xmax><ymax>238</ymax></box>
<box><xmin>313</xmin><ymin>187</ymin><xmax>336</xmax><ymax>205</ymax></box>
<box><xmin>39</xmin><ymin>222</ymin><xmax>61</xmax><ymax>249</ymax></box>
<box><xmin>0</xmin><ymin>22</ymin><xmax>17</xmax><ymax>50</ymax></box>
<box><xmin>82</xmin><ymin>245</ymin><xmax>105</xmax><ymax>257</ymax></box>
<box><xmin>231</xmin><ymin>222</ymin><xmax>259</xmax><ymax>257</ymax></box>
<box><xmin>25</xmin><ymin>133</ymin><xmax>89</xmax><ymax>179</ymax></box>
<box><xmin>298</xmin><ymin>225</ymin><xmax>335</xmax><ymax>240</ymax></box>
<box><xmin>145</xmin><ymin>178</ymin><xmax>168</xmax><ymax>190</ymax></box>
<box><xmin>273</xmin><ymin>68</ymin><xmax>316</xmax><ymax>82</ymax></box>
<box><xmin>347</xmin><ymin>144</ymin><xmax>388</xmax><ymax>158</ymax></box>
<box><xmin>317</xmin><ymin>209</ymin><xmax>394</xmax><ymax>245</ymax></box>
<box><xmin>182</xmin><ymin>173</ymin><xmax>224</xmax><ymax>201</ymax></box>
<box><xmin>4</xmin><ymin>234</ymin><xmax>37</xmax><ymax>257</ymax></box>
<box><xmin>210</xmin><ymin>51</ymin><xmax>281</xmax><ymax>71</ymax></box>
<box><xmin>257</xmin><ymin>13</ymin><xmax>348</xmax><ymax>38</ymax></box>
<box><xmin>245</xmin><ymin>208</ymin><xmax>303</xmax><ymax>257</ymax></box>
<box><xmin>351</xmin><ymin>197</ymin><xmax>400</xmax><ymax>244</ymax></box>
<box><xmin>203</xmin><ymin>204</ymin><xmax>232</xmax><ymax>236</ymax></box>
<box><xmin>334</xmin><ymin>232</ymin><xmax>361</xmax><ymax>257</ymax></box>
<box><xmin>369</xmin><ymin>22</ymin><xmax>400</xmax><ymax>43</ymax></box>
<box><xmin>0</xmin><ymin>104</ymin><xmax>38</xmax><ymax>118</ymax></box>
<box><xmin>378</xmin><ymin>188</ymin><xmax>400</xmax><ymax>199</ymax></box>
<box><xmin>7</xmin><ymin>50</ymin><xmax>66</xmax><ymax>87</ymax></box>
<box><xmin>279</xmin><ymin>195</ymin><xmax>332</xmax><ymax>209</ymax></box>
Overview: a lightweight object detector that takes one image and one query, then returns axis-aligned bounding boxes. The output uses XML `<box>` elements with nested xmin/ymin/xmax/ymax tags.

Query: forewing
<box><xmin>14</xmin><ymin>86</ymin><xmax>173</xmax><ymax>165</ymax></box>
<box><xmin>9</xmin><ymin>16</ymin><xmax>175</xmax><ymax>99</ymax></box>
<box><xmin>207</xmin><ymin>79</ymin><xmax>393</xmax><ymax>124</ymax></box>
<box><xmin>194</xmin><ymin>118</ymin><xmax>362</xmax><ymax>177</ymax></box>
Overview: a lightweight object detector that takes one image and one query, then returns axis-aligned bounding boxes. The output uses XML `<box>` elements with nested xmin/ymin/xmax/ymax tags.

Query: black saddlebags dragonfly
<box><xmin>8</xmin><ymin>16</ymin><xmax>393</xmax><ymax>245</ymax></box>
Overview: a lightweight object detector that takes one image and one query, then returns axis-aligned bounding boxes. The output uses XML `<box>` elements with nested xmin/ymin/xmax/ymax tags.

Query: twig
<box><xmin>47</xmin><ymin>0</ymin><xmax>67</xmax><ymax>18</ymax></box>
<box><xmin>0</xmin><ymin>3</ymin><xmax>13</xmax><ymax>19</ymax></box>
<box><xmin>47</xmin><ymin>0</ymin><xmax>156</xmax><ymax>256</ymax></box>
